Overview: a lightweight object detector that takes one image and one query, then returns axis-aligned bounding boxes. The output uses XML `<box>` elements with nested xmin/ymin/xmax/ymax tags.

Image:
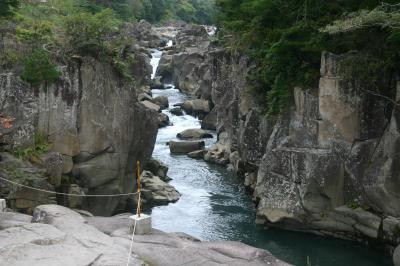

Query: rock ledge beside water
<box><xmin>0</xmin><ymin>204</ymin><xmax>290</xmax><ymax>266</ymax></box>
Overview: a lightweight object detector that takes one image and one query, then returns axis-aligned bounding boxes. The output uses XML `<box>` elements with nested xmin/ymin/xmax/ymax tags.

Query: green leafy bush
<box><xmin>63</xmin><ymin>8</ymin><xmax>121</xmax><ymax>55</ymax></box>
<box><xmin>13</xmin><ymin>132</ymin><xmax>50</xmax><ymax>160</ymax></box>
<box><xmin>20</xmin><ymin>49</ymin><xmax>60</xmax><ymax>87</ymax></box>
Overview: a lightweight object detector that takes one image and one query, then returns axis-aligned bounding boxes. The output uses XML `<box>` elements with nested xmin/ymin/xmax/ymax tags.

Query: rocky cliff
<box><xmin>157</xmin><ymin>25</ymin><xmax>400</xmax><ymax>257</ymax></box>
<box><xmin>210</xmin><ymin>50</ymin><xmax>400</xmax><ymax>250</ymax></box>
<box><xmin>0</xmin><ymin>49</ymin><xmax>158</xmax><ymax>216</ymax></box>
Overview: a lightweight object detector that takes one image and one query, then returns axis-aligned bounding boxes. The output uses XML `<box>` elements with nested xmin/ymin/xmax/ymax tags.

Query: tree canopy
<box><xmin>0</xmin><ymin>0</ymin><xmax>19</xmax><ymax>18</ymax></box>
<box><xmin>216</xmin><ymin>0</ymin><xmax>400</xmax><ymax>115</ymax></box>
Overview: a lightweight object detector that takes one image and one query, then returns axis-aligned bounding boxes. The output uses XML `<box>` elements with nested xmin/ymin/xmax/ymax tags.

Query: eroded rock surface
<box><xmin>0</xmin><ymin>48</ymin><xmax>158</xmax><ymax>216</ymax></box>
<box><xmin>0</xmin><ymin>205</ymin><xmax>289</xmax><ymax>266</ymax></box>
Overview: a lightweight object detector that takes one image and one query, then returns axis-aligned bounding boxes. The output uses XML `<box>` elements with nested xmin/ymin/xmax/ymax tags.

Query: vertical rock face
<box><xmin>208</xmin><ymin>50</ymin><xmax>400</xmax><ymax>247</ymax></box>
<box><xmin>0</xmin><ymin>53</ymin><xmax>158</xmax><ymax>215</ymax></box>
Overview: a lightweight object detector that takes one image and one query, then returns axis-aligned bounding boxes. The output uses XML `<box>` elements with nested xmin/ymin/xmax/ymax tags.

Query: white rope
<box><xmin>0</xmin><ymin>176</ymin><xmax>138</xmax><ymax>197</ymax></box>
<box><xmin>126</xmin><ymin>219</ymin><xmax>137</xmax><ymax>266</ymax></box>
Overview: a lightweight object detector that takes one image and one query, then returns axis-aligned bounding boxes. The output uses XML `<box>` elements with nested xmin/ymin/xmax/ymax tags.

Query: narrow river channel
<box><xmin>147</xmin><ymin>45</ymin><xmax>392</xmax><ymax>266</ymax></box>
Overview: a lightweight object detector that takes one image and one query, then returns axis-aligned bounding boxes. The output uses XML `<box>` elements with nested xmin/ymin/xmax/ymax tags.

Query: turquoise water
<box><xmin>148</xmin><ymin>49</ymin><xmax>392</xmax><ymax>266</ymax></box>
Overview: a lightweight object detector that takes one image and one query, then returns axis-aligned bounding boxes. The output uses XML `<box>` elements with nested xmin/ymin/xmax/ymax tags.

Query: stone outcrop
<box><xmin>204</xmin><ymin>47</ymin><xmax>400</xmax><ymax>249</ymax></box>
<box><xmin>0</xmin><ymin>205</ymin><xmax>144</xmax><ymax>266</ymax></box>
<box><xmin>0</xmin><ymin>153</ymin><xmax>56</xmax><ymax>214</ymax></box>
<box><xmin>140</xmin><ymin>170</ymin><xmax>180</xmax><ymax>205</ymax></box>
<box><xmin>0</xmin><ymin>49</ymin><xmax>158</xmax><ymax>216</ymax></box>
<box><xmin>169</xmin><ymin>140</ymin><xmax>205</xmax><ymax>154</ymax></box>
<box><xmin>0</xmin><ymin>205</ymin><xmax>288</xmax><ymax>265</ymax></box>
<box><xmin>177</xmin><ymin>128</ymin><xmax>213</xmax><ymax>140</ymax></box>
<box><xmin>144</xmin><ymin>157</ymin><xmax>169</xmax><ymax>181</ymax></box>
<box><xmin>156</xmin><ymin>24</ymin><xmax>214</xmax><ymax>97</ymax></box>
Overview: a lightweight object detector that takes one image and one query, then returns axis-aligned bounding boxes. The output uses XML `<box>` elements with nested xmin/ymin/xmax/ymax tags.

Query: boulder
<box><xmin>144</xmin><ymin>158</ymin><xmax>169</xmax><ymax>181</ymax></box>
<box><xmin>177</xmin><ymin>128</ymin><xmax>213</xmax><ymax>140</ymax></box>
<box><xmin>170</xmin><ymin>107</ymin><xmax>183</xmax><ymax>116</ymax></box>
<box><xmin>182</xmin><ymin>99</ymin><xmax>210</xmax><ymax>117</ymax></box>
<box><xmin>158</xmin><ymin>113</ymin><xmax>170</xmax><ymax>128</ymax></box>
<box><xmin>201</xmin><ymin>108</ymin><xmax>217</xmax><ymax>130</ymax></box>
<box><xmin>138</xmin><ymin>93</ymin><xmax>153</xmax><ymax>102</ymax></box>
<box><xmin>187</xmin><ymin>150</ymin><xmax>205</xmax><ymax>159</ymax></box>
<box><xmin>141</xmin><ymin>171</ymin><xmax>180</xmax><ymax>204</ymax></box>
<box><xmin>141</xmin><ymin>100</ymin><xmax>161</xmax><ymax>112</ymax></box>
<box><xmin>244</xmin><ymin>172</ymin><xmax>257</xmax><ymax>190</ymax></box>
<box><xmin>204</xmin><ymin>144</ymin><xmax>230</xmax><ymax>166</ymax></box>
<box><xmin>169</xmin><ymin>140</ymin><xmax>205</xmax><ymax>154</ymax></box>
<box><xmin>154</xmin><ymin>96</ymin><xmax>169</xmax><ymax>110</ymax></box>
<box><xmin>150</xmin><ymin>76</ymin><xmax>164</xmax><ymax>90</ymax></box>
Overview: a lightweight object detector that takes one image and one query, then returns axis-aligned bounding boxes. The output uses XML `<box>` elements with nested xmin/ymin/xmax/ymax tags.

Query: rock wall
<box><xmin>207</xmin><ymin>50</ymin><xmax>400</xmax><ymax>249</ymax></box>
<box><xmin>0</xmin><ymin>52</ymin><xmax>158</xmax><ymax>215</ymax></box>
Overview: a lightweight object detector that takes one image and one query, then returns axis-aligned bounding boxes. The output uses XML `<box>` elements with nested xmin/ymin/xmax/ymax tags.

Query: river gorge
<box><xmin>0</xmin><ymin>17</ymin><xmax>399</xmax><ymax>266</ymax></box>
<box><xmin>148</xmin><ymin>41</ymin><xmax>392</xmax><ymax>266</ymax></box>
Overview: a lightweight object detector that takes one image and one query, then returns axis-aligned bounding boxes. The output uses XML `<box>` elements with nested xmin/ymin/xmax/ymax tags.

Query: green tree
<box><xmin>63</xmin><ymin>8</ymin><xmax>121</xmax><ymax>55</ymax></box>
<box><xmin>0</xmin><ymin>0</ymin><xmax>19</xmax><ymax>18</ymax></box>
<box><xmin>21</xmin><ymin>49</ymin><xmax>60</xmax><ymax>87</ymax></box>
<box><xmin>216</xmin><ymin>0</ymin><xmax>400</xmax><ymax>115</ymax></box>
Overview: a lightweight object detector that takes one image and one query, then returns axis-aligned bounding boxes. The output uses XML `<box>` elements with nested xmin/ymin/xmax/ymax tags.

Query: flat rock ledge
<box><xmin>0</xmin><ymin>204</ymin><xmax>290</xmax><ymax>266</ymax></box>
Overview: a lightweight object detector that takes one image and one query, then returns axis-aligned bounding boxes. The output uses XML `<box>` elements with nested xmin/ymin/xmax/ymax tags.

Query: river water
<box><xmin>147</xmin><ymin>48</ymin><xmax>392</xmax><ymax>266</ymax></box>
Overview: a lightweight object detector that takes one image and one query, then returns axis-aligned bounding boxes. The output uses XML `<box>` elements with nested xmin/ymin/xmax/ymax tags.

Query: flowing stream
<box><xmin>147</xmin><ymin>47</ymin><xmax>392</xmax><ymax>266</ymax></box>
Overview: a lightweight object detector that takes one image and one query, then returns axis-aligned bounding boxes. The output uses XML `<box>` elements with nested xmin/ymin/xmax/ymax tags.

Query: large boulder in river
<box><xmin>141</xmin><ymin>100</ymin><xmax>162</xmax><ymax>112</ymax></box>
<box><xmin>158</xmin><ymin>113</ymin><xmax>170</xmax><ymax>128</ymax></box>
<box><xmin>154</xmin><ymin>96</ymin><xmax>169</xmax><ymax>110</ymax></box>
<box><xmin>144</xmin><ymin>158</ymin><xmax>169</xmax><ymax>181</ymax></box>
<box><xmin>182</xmin><ymin>99</ymin><xmax>210</xmax><ymax>118</ymax></box>
<box><xmin>177</xmin><ymin>129</ymin><xmax>213</xmax><ymax>140</ymax></box>
<box><xmin>150</xmin><ymin>76</ymin><xmax>164</xmax><ymax>90</ymax></box>
<box><xmin>170</xmin><ymin>107</ymin><xmax>183</xmax><ymax>116</ymax></box>
<box><xmin>201</xmin><ymin>108</ymin><xmax>217</xmax><ymax>130</ymax></box>
<box><xmin>141</xmin><ymin>170</ymin><xmax>180</xmax><ymax>205</ymax></box>
<box><xmin>169</xmin><ymin>140</ymin><xmax>205</xmax><ymax>154</ymax></box>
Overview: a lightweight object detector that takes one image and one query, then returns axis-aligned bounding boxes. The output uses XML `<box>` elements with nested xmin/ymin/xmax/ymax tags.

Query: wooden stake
<box><xmin>136</xmin><ymin>161</ymin><xmax>141</xmax><ymax>217</ymax></box>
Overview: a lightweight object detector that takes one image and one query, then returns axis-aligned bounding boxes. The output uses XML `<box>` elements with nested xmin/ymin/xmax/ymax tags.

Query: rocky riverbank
<box><xmin>152</xmin><ymin>22</ymin><xmax>400</xmax><ymax>264</ymax></box>
<box><xmin>0</xmin><ymin>204</ymin><xmax>289</xmax><ymax>266</ymax></box>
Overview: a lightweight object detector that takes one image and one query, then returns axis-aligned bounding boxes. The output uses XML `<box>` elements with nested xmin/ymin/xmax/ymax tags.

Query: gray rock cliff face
<box><xmin>0</xmin><ymin>52</ymin><xmax>158</xmax><ymax>215</ymax></box>
<box><xmin>203</xmin><ymin>48</ymin><xmax>400</xmax><ymax>249</ymax></box>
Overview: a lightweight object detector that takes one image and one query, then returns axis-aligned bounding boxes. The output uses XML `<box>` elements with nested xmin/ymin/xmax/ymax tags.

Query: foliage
<box><xmin>0</xmin><ymin>48</ymin><xmax>20</xmax><ymax>68</ymax></box>
<box><xmin>92</xmin><ymin>0</ymin><xmax>216</xmax><ymax>25</ymax></box>
<box><xmin>16</xmin><ymin>20</ymin><xmax>53</xmax><ymax>48</ymax></box>
<box><xmin>0</xmin><ymin>0</ymin><xmax>19</xmax><ymax>18</ymax></box>
<box><xmin>13</xmin><ymin>132</ymin><xmax>50</xmax><ymax>160</ymax></box>
<box><xmin>20</xmin><ymin>49</ymin><xmax>60</xmax><ymax>87</ymax></box>
<box><xmin>63</xmin><ymin>8</ymin><xmax>121</xmax><ymax>55</ymax></box>
<box><xmin>216</xmin><ymin>0</ymin><xmax>400</xmax><ymax>115</ymax></box>
<box><xmin>347</xmin><ymin>199</ymin><xmax>360</xmax><ymax>210</ymax></box>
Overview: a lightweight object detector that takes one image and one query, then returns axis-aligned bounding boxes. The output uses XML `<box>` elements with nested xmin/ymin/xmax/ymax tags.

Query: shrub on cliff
<box><xmin>63</xmin><ymin>8</ymin><xmax>121</xmax><ymax>56</ymax></box>
<box><xmin>20</xmin><ymin>49</ymin><xmax>60</xmax><ymax>87</ymax></box>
